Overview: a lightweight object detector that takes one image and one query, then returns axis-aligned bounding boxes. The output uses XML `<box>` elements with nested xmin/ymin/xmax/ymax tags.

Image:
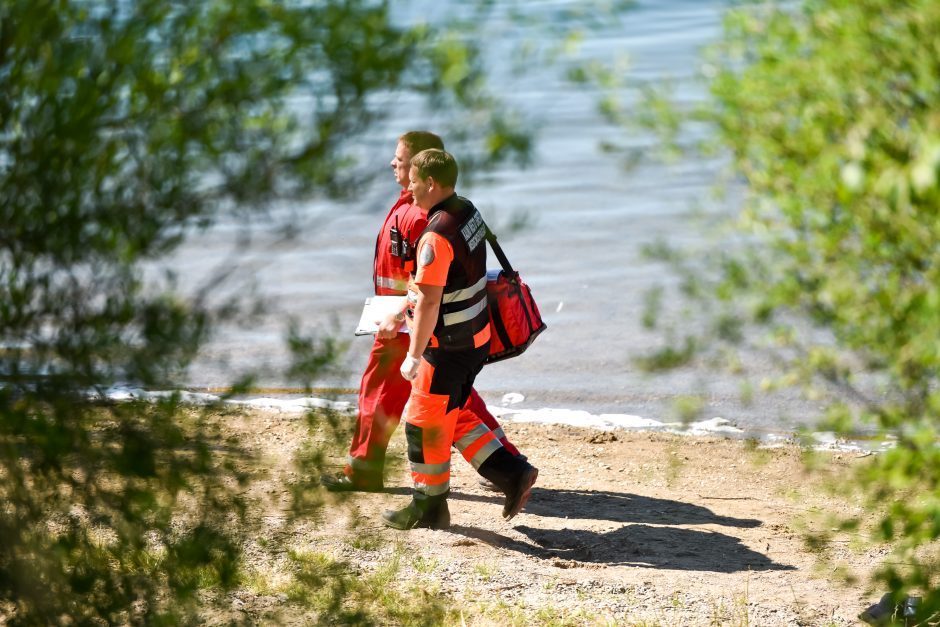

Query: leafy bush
<box><xmin>0</xmin><ymin>0</ymin><xmax>531</xmax><ymax>621</ymax></box>
<box><xmin>680</xmin><ymin>0</ymin><xmax>939</xmax><ymax>618</ymax></box>
<box><xmin>600</xmin><ymin>0</ymin><xmax>940</xmax><ymax>619</ymax></box>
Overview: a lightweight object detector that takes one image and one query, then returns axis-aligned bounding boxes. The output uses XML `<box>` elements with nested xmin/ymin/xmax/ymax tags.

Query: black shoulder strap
<box><xmin>484</xmin><ymin>224</ymin><xmax>515</xmax><ymax>275</ymax></box>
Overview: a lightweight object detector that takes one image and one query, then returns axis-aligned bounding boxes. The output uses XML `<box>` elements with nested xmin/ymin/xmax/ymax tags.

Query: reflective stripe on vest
<box><xmin>441</xmin><ymin>275</ymin><xmax>486</xmax><ymax>304</ymax></box>
<box><xmin>376</xmin><ymin>275</ymin><xmax>408</xmax><ymax>292</ymax></box>
<box><xmin>442</xmin><ymin>296</ymin><xmax>488</xmax><ymax>326</ymax></box>
<box><xmin>422</xmin><ymin>196</ymin><xmax>490</xmax><ymax>350</ymax></box>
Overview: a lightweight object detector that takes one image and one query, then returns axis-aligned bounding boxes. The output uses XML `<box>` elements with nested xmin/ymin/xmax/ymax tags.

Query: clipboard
<box><xmin>354</xmin><ymin>295</ymin><xmax>408</xmax><ymax>336</ymax></box>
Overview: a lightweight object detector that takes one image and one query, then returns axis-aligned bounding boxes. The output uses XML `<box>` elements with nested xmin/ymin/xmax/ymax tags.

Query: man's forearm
<box><xmin>408</xmin><ymin>286</ymin><xmax>441</xmax><ymax>358</ymax></box>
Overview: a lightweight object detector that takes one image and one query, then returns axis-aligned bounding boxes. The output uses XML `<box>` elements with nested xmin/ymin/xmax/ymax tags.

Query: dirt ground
<box><xmin>212</xmin><ymin>407</ymin><xmax>889</xmax><ymax>626</ymax></box>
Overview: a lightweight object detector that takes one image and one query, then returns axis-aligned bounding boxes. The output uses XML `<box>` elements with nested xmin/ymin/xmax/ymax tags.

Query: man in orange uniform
<box><xmin>382</xmin><ymin>149</ymin><xmax>538</xmax><ymax>530</ymax></box>
<box><xmin>321</xmin><ymin>131</ymin><xmax>522</xmax><ymax>493</ymax></box>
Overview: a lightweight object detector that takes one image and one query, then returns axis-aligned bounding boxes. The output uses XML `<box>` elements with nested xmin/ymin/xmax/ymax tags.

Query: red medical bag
<box><xmin>483</xmin><ymin>229</ymin><xmax>546</xmax><ymax>364</ymax></box>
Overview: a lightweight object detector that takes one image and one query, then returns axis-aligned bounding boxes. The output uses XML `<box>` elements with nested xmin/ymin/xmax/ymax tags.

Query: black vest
<box><xmin>422</xmin><ymin>194</ymin><xmax>489</xmax><ymax>351</ymax></box>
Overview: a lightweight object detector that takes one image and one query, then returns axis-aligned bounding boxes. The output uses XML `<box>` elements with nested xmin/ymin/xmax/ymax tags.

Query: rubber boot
<box><xmin>477</xmin><ymin>448</ymin><xmax>539</xmax><ymax>520</ymax></box>
<box><xmin>479</xmin><ymin>454</ymin><xmax>528</xmax><ymax>492</ymax></box>
<box><xmin>382</xmin><ymin>494</ymin><xmax>451</xmax><ymax>530</ymax></box>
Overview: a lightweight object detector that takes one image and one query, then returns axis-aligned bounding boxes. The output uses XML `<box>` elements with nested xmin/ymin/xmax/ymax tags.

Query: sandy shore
<box><xmin>202</xmin><ymin>406</ymin><xmax>887</xmax><ymax>626</ymax></box>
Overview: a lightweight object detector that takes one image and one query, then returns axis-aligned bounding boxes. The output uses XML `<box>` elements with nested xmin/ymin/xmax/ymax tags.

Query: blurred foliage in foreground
<box><xmin>0</xmin><ymin>0</ymin><xmax>545</xmax><ymax>621</ymax></box>
<box><xmin>608</xmin><ymin>0</ymin><xmax>940</xmax><ymax>618</ymax></box>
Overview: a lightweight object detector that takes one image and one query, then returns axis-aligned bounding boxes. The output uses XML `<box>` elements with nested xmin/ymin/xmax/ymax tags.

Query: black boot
<box><xmin>382</xmin><ymin>497</ymin><xmax>450</xmax><ymax>530</ymax></box>
<box><xmin>478</xmin><ymin>454</ymin><xmax>528</xmax><ymax>492</ymax></box>
<box><xmin>478</xmin><ymin>448</ymin><xmax>539</xmax><ymax>520</ymax></box>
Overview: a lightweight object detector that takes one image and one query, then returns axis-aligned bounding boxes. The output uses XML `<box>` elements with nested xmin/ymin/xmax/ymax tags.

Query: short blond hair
<box><xmin>411</xmin><ymin>149</ymin><xmax>458</xmax><ymax>188</ymax></box>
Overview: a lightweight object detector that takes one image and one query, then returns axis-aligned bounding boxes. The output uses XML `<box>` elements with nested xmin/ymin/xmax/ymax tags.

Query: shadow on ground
<box><xmin>515</xmin><ymin>523</ymin><xmax>792</xmax><ymax>572</ymax></box>
<box><xmin>446</xmin><ymin>488</ymin><xmax>790</xmax><ymax>572</ymax></box>
<box><xmin>447</xmin><ymin>522</ymin><xmax>791</xmax><ymax>573</ymax></box>
<box><xmin>451</xmin><ymin>488</ymin><xmax>761</xmax><ymax>528</ymax></box>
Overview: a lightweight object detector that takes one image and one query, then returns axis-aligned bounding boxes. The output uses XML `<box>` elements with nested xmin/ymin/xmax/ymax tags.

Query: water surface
<box><xmin>164</xmin><ymin>0</ymin><xmax>826</xmax><ymax>435</ymax></box>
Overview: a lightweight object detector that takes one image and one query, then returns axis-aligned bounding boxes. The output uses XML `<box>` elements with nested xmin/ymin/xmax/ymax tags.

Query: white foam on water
<box><xmin>488</xmin><ymin>407</ymin><xmax>748</xmax><ymax>436</ymax></box>
<box><xmin>760</xmin><ymin>433</ymin><xmax>793</xmax><ymax>448</ymax></box>
<box><xmin>799</xmin><ymin>431</ymin><xmax>896</xmax><ymax>454</ymax></box>
<box><xmin>101</xmin><ymin>386</ymin><xmax>352</xmax><ymax>413</ymax></box>
<box><xmin>102</xmin><ymin>386</ymin><xmax>221</xmax><ymax>404</ymax></box>
<box><xmin>488</xmin><ymin>406</ymin><xmax>666</xmax><ymax>431</ymax></box>
<box><xmin>98</xmin><ymin>387</ymin><xmax>889</xmax><ymax>452</ymax></box>
<box><xmin>487</xmin><ymin>404</ymin><xmax>888</xmax><ymax>451</ymax></box>
<box><xmin>227</xmin><ymin>397</ymin><xmax>353</xmax><ymax>413</ymax></box>
<box><xmin>673</xmin><ymin>417</ymin><xmax>744</xmax><ymax>436</ymax></box>
<box><xmin>500</xmin><ymin>392</ymin><xmax>525</xmax><ymax>405</ymax></box>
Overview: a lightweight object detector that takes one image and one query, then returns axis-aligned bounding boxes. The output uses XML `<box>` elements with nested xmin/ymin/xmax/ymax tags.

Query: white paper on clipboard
<box><xmin>354</xmin><ymin>295</ymin><xmax>408</xmax><ymax>336</ymax></box>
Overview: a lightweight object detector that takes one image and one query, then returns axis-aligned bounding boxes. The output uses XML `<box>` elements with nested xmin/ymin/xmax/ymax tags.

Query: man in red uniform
<box><xmin>382</xmin><ymin>149</ymin><xmax>538</xmax><ymax>530</ymax></box>
<box><xmin>321</xmin><ymin>131</ymin><xmax>522</xmax><ymax>493</ymax></box>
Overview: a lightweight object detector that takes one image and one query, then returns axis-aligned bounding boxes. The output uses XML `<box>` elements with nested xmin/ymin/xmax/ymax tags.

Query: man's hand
<box><xmin>376</xmin><ymin>312</ymin><xmax>403</xmax><ymax>340</ymax></box>
<box><xmin>400</xmin><ymin>354</ymin><xmax>420</xmax><ymax>381</ymax></box>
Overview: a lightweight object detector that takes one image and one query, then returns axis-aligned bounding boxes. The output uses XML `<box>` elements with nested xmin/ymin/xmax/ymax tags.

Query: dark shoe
<box><xmin>503</xmin><ymin>465</ymin><xmax>538</xmax><ymax>520</ymax></box>
<box><xmin>382</xmin><ymin>501</ymin><xmax>450</xmax><ymax>530</ymax></box>
<box><xmin>479</xmin><ymin>452</ymin><xmax>529</xmax><ymax>492</ymax></box>
<box><xmin>320</xmin><ymin>472</ymin><xmax>383</xmax><ymax>493</ymax></box>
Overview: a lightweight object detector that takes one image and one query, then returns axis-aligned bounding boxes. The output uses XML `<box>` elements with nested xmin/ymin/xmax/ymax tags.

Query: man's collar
<box><xmin>428</xmin><ymin>192</ymin><xmax>458</xmax><ymax>217</ymax></box>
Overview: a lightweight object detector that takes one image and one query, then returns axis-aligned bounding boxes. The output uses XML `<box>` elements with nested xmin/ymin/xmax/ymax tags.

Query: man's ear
<box><xmin>426</xmin><ymin>176</ymin><xmax>436</xmax><ymax>191</ymax></box>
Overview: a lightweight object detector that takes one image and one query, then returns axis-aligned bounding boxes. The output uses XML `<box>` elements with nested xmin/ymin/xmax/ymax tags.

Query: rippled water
<box><xmin>162</xmin><ymin>0</ymin><xmax>827</xmax><ymax>435</ymax></box>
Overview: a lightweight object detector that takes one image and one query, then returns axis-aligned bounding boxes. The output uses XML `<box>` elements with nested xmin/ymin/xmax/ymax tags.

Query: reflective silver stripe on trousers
<box><xmin>454</xmin><ymin>424</ymin><xmax>493</xmax><ymax>453</ymax></box>
<box><xmin>442</xmin><ymin>276</ymin><xmax>486</xmax><ymax>304</ymax></box>
<box><xmin>410</xmin><ymin>460</ymin><xmax>451</xmax><ymax>475</ymax></box>
<box><xmin>376</xmin><ymin>275</ymin><xmax>408</xmax><ymax>291</ymax></box>
<box><xmin>442</xmin><ymin>296</ymin><xmax>488</xmax><ymax>326</ymax></box>
<box><xmin>348</xmin><ymin>455</ymin><xmax>382</xmax><ymax>472</ymax></box>
<box><xmin>468</xmin><ymin>437</ymin><xmax>502</xmax><ymax>469</ymax></box>
<box><xmin>414</xmin><ymin>480</ymin><xmax>450</xmax><ymax>496</ymax></box>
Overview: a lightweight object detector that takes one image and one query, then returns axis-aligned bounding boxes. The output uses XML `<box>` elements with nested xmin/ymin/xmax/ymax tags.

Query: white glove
<box><xmin>400</xmin><ymin>354</ymin><xmax>420</xmax><ymax>381</ymax></box>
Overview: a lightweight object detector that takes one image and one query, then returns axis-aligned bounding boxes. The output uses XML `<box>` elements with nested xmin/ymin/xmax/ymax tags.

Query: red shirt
<box><xmin>372</xmin><ymin>189</ymin><xmax>428</xmax><ymax>296</ymax></box>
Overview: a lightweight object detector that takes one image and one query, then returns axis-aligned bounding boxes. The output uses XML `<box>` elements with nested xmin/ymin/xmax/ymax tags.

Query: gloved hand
<box><xmin>400</xmin><ymin>354</ymin><xmax>420</xmax><ymax>381</ymax></box>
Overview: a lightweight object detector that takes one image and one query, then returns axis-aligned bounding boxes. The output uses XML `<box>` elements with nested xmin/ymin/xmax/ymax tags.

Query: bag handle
<box><xmin>484</xmin><ymin>224</ymin><xmax>516</xmax><ymax>276</ymax></box>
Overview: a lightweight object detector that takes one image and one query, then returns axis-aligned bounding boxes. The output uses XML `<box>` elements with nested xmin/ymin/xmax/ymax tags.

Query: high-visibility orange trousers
<box><xmin>346</xmin><ymin>333</ymin><xmax>519</xmax><ymax>481</ymax></box>
<box><xmin>403</xmin><ymin>345</ymin><xmax>496</xmax><ymax>504</ymax></box>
